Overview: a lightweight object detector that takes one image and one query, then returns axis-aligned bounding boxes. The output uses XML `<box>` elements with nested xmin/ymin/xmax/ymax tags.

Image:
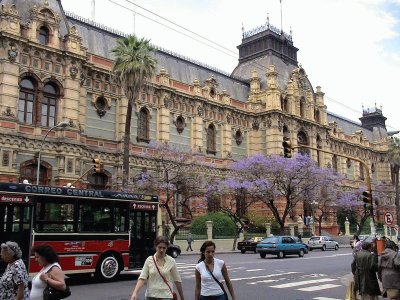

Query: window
<box><xmin>137</xmin><ymin>108</ymin><xmax>150</xmax><ymax>143</ymax></box>
<box><xmin>35</xmin><ymin>200</ymin><xmax>74</xmax><ymax>232</ymax></box>
<box><xmin>332</xmin><ymin>155</ymin><xmax>338</xmax><ymax>172</ymax></box>
<box><xmin>18</xmin><ymin>78</ymin><xmax>36</xmax><ymax>124</ymax></box>
<box><xmin>206</xmin><ymin>124</ymin><xmax>216</xmax><ymax>155</ymax></box>
<box><xmin>359</xmin><ymin>163</ymin><xmax>365</xmax><ymax>180</ymax></box>
<box><xmin>235</xmin><ymin>130</ymin><xmax>243</xmax><ymax>145</ymax></box>
<box><xmin>316</xmin><ymin>134</ymin><xmax>322</xmax><ymax>166</ymax></box>
<box><xmin>281</xmin><ymin>97</ymin><xmax>289</xmax><ymax>112</ymax></box>
<box><xmin>2</xmin><ymin>150</ymin><xmax>10</xmax><ymax>167</ymax></box>
<box><xmin>41</xmin><ymin>83</ymin><xmax>57</xmax><ymax>127</ymax></box>
<box><xmin>300</xmin><ymin>98</ymin><xmax>305</xmax><ymax>118</ymax></box>
<box><xmin>315</xmin><ymin>109</ymin><xmax>320</xmax><ymax>123</ymax></box>
<box><xmin>297</xmin><ymin>130</ymin><xmax>309</xmax><ymax>155</ymax></box>
<box><xmin>79</xmin><ymin>203</ymin><xmax>111</xmax><ymax>232</ymax></box>
<box><xmin>39</xmin><ymin>26</ymin><xmax>49</xmax><ymax>45</ymax></box>
<box><xmin>87</xmin><ymin>173</ymin><xmax>108</xmax><ymax>190</ymax></box>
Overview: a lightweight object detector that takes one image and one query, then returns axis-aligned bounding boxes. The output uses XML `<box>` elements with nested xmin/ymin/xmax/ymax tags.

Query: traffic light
<box><xmin>362</xmin><ymin>190</ymin><xmax>372</xmax><ymax>209</ymax></box>
<box><xmin>93</xmin><ymin>158</ymin><xmax>103</xmax><ymax>173</ymax></box>
<box><xmin>282</xmin><ymin>140</ymin><xmax>292</xmax><ymax>158</ymax></box>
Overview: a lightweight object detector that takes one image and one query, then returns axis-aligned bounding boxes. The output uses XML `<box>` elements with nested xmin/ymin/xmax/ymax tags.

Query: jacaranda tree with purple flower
<box><xmin>226</xmin><ymin>153</ymin><xmax>340</xmax><ymax>233</ymax></box>
<box><xmin>131</xmin><ymin>141</ymin><xmax>209</xmax><ymax>243</ymax></box>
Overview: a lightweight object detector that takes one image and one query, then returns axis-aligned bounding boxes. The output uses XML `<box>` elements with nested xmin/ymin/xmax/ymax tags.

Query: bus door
<box><xmin>129</xmin><ymin>204</ymin><xmax>157</xmax><ymax>268</ymax></box>
<box><xmin>0</xmin><ymin>195</ymin><xmax>34</xmax><ymax>270</ymax></box>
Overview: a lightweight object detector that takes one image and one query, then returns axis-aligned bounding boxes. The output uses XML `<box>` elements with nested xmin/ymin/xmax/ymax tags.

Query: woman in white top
<box><xmin>30</xmin><ymin>244</ymin><xmax>66</xmax><ymax>300</ymax></box>
<box><xmin>130</xmin><ymin>236</ymin><xmax>184</xmax><ymax>300</ymax></box>
<box><xmin>195</xmin><ymin>241</ymin><xmax>236</xmax><ymax>300</ymax></box>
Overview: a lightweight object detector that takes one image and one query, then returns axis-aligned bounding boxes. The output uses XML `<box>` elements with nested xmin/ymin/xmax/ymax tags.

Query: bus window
<box><xmin>35</xmin><ymin>201</ymin><xmax>74</xmax><ymax>232</ymax></box>
<box><xmin>79</xmin><ymin>203</ymin><xmax>111</xmax><ymax>232</ymax></box>
<box><xmin>114</xmin><ymin>204</ymin><xmax>128</xmax><ymax>232</ymax></box>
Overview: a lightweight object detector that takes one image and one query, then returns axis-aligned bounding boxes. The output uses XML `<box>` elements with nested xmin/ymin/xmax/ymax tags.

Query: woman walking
<box><xmin>0</xmin><ymin>241</ymin><xmax>29</xmax><ymax>300</ymax></box>
<box><xmin>130</xmin><ymin>236</ymin><xmax>184</xmax><ymax>300</ymax></box>
<box><xmin>195</xmin><ymin>241</ymin><xmax>236</xmax><ymax>300</ymax></box>
<box><xmin>30</xmin><ymin>244</ymin><xmax>67</xmax><ymax>300</ymax></box>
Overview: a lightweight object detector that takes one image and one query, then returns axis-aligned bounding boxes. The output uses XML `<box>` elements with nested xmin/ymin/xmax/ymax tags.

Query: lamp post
<box><xmin>311</xmin><ymin>200</ymin><xmax>318</xmax><ymax>235</ymax></box>
<box><xmin>36</xmin><ymin>120</ymin><xmax>69</xmax><ymax>185</ymax></box>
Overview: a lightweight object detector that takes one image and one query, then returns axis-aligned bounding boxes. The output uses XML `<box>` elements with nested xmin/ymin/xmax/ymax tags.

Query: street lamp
<box><xmin>311</xmin><ymin>200</ymin><xmax>318</xmax><ymax>235</ymax></box>
<box><xmin>36</xmin><ymin>120</ymin><xmax>70</xmax><ymax>185</ymax></box>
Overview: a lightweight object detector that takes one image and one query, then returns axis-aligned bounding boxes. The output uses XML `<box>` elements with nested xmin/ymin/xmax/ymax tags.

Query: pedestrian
<box><xmin>378</xmin><ymin>240</ymin><xmax>400</xmax><ymax>300</ymax></box>
<box><xmin>0</xmin><ymin>241</ymin><xmax>29</xmax><ymax>300</ymax></box>
<box><xmin>351</xmin><ymin>242</ymin><xmax>381</xmax><ymax>300</ymax></box>
<box><xmin>30</xmin><ymin>244</ymin><xmax>68</xmax><ymax>300</ymax></box>
<box><xmin>297</xmin><ymin>234</ymin><xmax>302</xmax><ymax>243</ymax></box>
<box><xmin>353</xmin><ymin>235</ymin><xmax>362</xmax><ymax>252</ymax></box>
<box><xmin>130</xmin><ymin>236</ymin><xmax>184</xmax><ymax>300</ymax></box>
<box><xmin>195</xmin><ymin>240</ymin><xmax>236</xmax><ymax>300</ymax></box>
<box><xmin>186</xmin><ymin>233</ymin><xmax>194</xmax><ymax>251</ymax></box>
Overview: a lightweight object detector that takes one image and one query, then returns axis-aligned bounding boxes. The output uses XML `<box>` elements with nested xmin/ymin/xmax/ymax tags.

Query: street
<box><xmin>68</xmin><ymin>248</ymin><xmax>354</xmax><ymax>300</ymax></box>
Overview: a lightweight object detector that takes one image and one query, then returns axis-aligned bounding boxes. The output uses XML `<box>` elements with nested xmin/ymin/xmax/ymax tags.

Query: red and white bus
<box><xmin>0</xmin><ymin>182</ymin><xmax>158</xmax><ymax>280</ymax></box>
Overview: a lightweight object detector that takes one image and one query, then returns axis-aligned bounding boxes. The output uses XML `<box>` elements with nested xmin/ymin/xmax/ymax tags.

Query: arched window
<box><xmin>42</xmin><ymin>83</ymin><xmax>57</xmax><ymax>127</ymax></box>
<box><xmin>316</xmin><ymin>134</ymin><xmax>322</xmax><ymax>166</ymax></box>
<box><xmin>332</xmin><ymin>155</ymin><xmax>338</xmax><ymax>172</ymax></box>
<box><xmin>39</xmin><ymin>26</ymin><xmax>49</xmax><ymax>45</ymax></box>
<box><xmin>297</xmin><ymin>130</ymin><xmax>309</xmax><ymax>156</ymax></box>
<box><xmin>300</xmin><ymin>98</ymin><xmax>306</xmax><ymax>118</ymax></box>
<box><xmin>137</xmin><ymin>108</ymin><xmax>150</xmax><ymax>143</ymax></box>
<box><xmin>281</xmin><ymin>96</ymin><xmax>289</xmax><ymax>113</ymax></box>
<box><xmin>315</xmin><ymin>109</ymin><xmax>320</xmax><ymax>123</ymax></box>
<box><xmin>283</xmin><ymin>125</ymin><xmax>290</xmax><ymax>141</ymax></box>
<box><xmin>206</xmin><ymin>124</ymin><xmax>216</xmax><ymax>155</ymax></box>
<box><xmin>18</xmin><ymin>78</ymin><xmax>36</xmax><ymax>124</ymax></box>
<box><xmin>359</xmin><ymin>162</ymin><xmax>365</xmax><ymax>180</ymax></box>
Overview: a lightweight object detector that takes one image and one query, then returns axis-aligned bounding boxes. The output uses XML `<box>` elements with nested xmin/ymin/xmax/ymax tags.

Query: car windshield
<box><xmin>261</xmin><ymin>237</ymin><xmax>278</xmax><ymax>243</ymax></box>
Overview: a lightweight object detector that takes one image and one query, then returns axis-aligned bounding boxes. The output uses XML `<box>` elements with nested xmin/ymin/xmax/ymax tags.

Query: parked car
<box><xmin>237</xmin><ymin>236</ymin><xmax>264</xmax><ymax>253</ymax></box>
<box><xmin>256</xmin><ymin>236</ymin><xmax>307</xmax><ymax>259</ymax></box>
<box><xmin>308</xmin><ymin>236</ymin><xmax>339</xmax><ymax>251</ymax></box>
<box><xmin>292</xmin><ymin>236</ymin><xmax>309</xmax><ymax>254</ymax></box>
<box><xmin>166</xmin><ymin>244</ymin><xmax>181</xmax><ymax>258</ymax></box>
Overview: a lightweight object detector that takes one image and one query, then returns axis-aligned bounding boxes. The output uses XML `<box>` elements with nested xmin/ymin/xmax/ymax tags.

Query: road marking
<box><xmin>248</xmin><ymin>279</ymin><xmax>279</xmax><ymax>284</ymax></box>
<box><xmin>270</xmin><ymin>278</ymin><xmax>336</xmax><ymax>288</ymax></box>
<box><xmin>297</xmin><ymin>283</ymin><xmax>341</xmax><ymax>291</ymax></box>
<box><xmin>246</xmin><ymin>269</ymin><xmax>264</xmax><ymax>272</ymax></box>
<box><xmin>230</xmin><ymin>271</ymin><xmax>299</xmax><ymax>281</ymax></box>
<box><xmin>313</xmin><ymin>297</ymin><xmax>342</xmax><ymax>300</ymax></box>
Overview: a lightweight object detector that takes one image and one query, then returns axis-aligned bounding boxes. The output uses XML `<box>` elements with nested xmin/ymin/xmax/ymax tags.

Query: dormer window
<box><xmin>39</xmin><ymin>26</ymin><xmax>49</xmax><ymax>45</ymax></box>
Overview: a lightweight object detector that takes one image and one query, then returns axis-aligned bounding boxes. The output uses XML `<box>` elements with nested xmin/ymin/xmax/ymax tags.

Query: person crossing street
<box><xmin>186</xmin><ymin>233</ymin><xmax>194</xmax><ymax>251</ymax></box>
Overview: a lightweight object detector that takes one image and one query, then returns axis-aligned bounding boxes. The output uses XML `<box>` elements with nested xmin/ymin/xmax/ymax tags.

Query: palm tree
<box><xmin>388</xmin><ymin>136</ymin><xmax>400</xmax><ymax>226</ymax></box>
<box><xmin>112</xmin><ymin>35</ymin><xmax>157</xmax><ymax>187</ymax></box>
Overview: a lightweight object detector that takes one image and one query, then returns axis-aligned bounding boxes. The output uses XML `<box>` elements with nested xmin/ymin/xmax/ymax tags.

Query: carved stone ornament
<box><xmin>79</xmin><ymin>72</ymin><xmax>86</xmax><ymax>86</ymax></box>
<box><xmin>164</xmin><ymin>98</ymin><xmax>170</xmax><ymax>109</ymax></box>
<box><xmin>226</xmin><ymin>114</ymin><xmax>231</xmax><ymax>124</ymax></box>
<box><xmin>8</xmin><ymin>46</ymin><xmax>18</xmax><ymax>62</ymax></box>
<box><xmin>69</xmin><ymin>66</ymin><xmax>78</xmax><ymax>78</ymax></box>
<box><xmin>197</xmin><ymin>106</ymin><xmax>204</xmax><ymax>117</ymax></box>
<box><xmin>235</xmin><ymin>130</ymin><xmax>243</xmax><ymax>145</ymax></box>
<box><xmin>252</xmin><ymin>119</ymin><xmax>260</xmax><ymax>131</ymax></box>
<box><xmin>266</xmin><ymin>117</ymin><xmax>272</xmax><ymax>128</ymax></box>
<box><xmin>173</xmin><ymin>116</ymin><xmax>186</xmax><ymax>134</ymax></box>
<box><xmin>2</xmin><ymin>107</ymin><xmax>15</xmax><ymax>118</ymax></box>
<box><xmin>93</xmin><ymin>96</ymin><xmax>109</xmax><ymax>117</ymax></box>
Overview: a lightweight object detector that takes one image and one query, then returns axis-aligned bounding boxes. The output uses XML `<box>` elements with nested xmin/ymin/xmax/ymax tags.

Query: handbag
<box><xmin>203</xmin><ymin>261</ymin><xmax>229</xmax><ymax>300</ymax></box>
<box><xmin>42</xmin><ymin>265</ymin><xmax>71</xmax><ymax>300</ymax></box>
<box><xmin>152</xmin><ymin>256</ymin><xmax>178</xmax><ymax>300</ymax></box>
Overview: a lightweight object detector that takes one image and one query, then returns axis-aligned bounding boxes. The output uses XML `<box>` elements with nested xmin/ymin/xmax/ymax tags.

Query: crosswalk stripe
<box><xmin>270</xmin><ymin>278</ymin><xmax>336</xmax><ymax>288</ymax></box>
<box><xmin>246</xmin><ymin>269</ymin><xmax>264</xmax><ymax>272</ymax></box>
<box><xmin>230</xmin><ymin>271</ymin><xmax>299</xmax><ymax>281</ymax></box>
<box><xmin>248</xmin><ymin>279</ymin><xmax>279</xmax><ymax>285</ymax></box>
<box><xmin>297</xmin><ymin>284</ymin><xmax>341</xmax><ymax>291</ymax></box>
<box><xmin>313</xmin><ymin>297</ymin><xmax>342</xmax><ymax>300</ymax></box>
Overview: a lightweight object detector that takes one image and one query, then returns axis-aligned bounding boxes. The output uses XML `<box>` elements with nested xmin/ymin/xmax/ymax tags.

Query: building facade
<box><xmin>0</xmin><ymin>0</ymin><xmax>396</xmax><ymax>227</ymax></box>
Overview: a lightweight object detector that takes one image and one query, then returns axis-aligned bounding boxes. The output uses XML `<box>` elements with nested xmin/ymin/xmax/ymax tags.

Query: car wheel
<box><xmin>170</xmin><ymin>249</ymin><xmax>179</xmax><ymax>258</ymax></box>
<box><xmin>335</xmin><ymin>244</ymin><xmax>339</xmax><ymax>251</ymax></box>
<box><xmin>299</xmin><ymin>249</ymin><xmax>304</xmax><ymax>257</ymax></box>
<box><xmin>260</xmin><ymin>252</ymin><xmax>266</xmax><ymax>259</ymax></box>
<box><xmin>96</xmin><ymin>254</ymin><xmax>120</xmax><ymax>280</ymax></box>
<box><xmin>322</xmin><ymin>245</ymin><xmax>326</xmax><ymax>251</ymax></box>
<box><xmin>241</xmin><ymin>249</ymin><xmax>246</xmax><ymax>254</ymax></box>
<box><xmin>277</xmin><ymin>251</ymin><xmax>285</xmax><ymax>259</ymax></box>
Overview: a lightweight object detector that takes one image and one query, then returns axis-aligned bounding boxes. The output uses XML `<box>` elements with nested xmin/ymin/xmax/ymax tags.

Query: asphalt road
<box><xmin>68</xmin><ymin>248</ymin><xmax>354</xmax><ymax>300</ymax></box>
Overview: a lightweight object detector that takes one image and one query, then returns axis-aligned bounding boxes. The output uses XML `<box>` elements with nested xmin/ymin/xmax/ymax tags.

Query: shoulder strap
<box><xmin>45</xmin><ymin>263</ymin><xmax>60</xmax><ymax>274</ymax></box>
<box><xmin>203</xmin><ymin>261</ymin><xmax>228</xmax><ymax>297</ymax></box>
<box><xmin>152</xmin><ymin>256</ymin><xmax>174</xmax><ymax>297</ymax></box>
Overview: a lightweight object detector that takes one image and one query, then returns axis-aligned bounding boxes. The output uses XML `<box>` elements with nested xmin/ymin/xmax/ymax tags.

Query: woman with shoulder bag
<box><xmin>30</xmin><ymin>244</ymin><xmax>69</xmax><ymax>300</ymax></box>
<box><xmin>0</xmin><ymin>241</ymin><xmax>30</xmax><ymax>300</ymax></box>
<box><xmin>130</xmin><ymin>236</ymin><xmax>184</xmax><ymax>300</ymax></box>
<box><xmin>195</xmin><ymin>241</ymin><xmax>236</xmax><ymax>300</ymax></box>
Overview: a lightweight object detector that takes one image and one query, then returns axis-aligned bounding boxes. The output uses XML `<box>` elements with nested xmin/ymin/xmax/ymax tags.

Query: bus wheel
<box><xmin>97</xmin><ymin>254</ymin><xmax>120</xmax><ymax>280</ymax></box>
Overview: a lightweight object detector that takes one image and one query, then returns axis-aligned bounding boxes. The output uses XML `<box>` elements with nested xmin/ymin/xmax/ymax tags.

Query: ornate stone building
<box><xmin>0</xmin><ymin>0</ymin><xmax>395</xmax><ymax>227</ymax></box>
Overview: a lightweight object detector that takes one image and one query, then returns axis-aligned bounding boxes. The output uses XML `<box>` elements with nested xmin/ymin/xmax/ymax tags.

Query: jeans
<box><xmin>199</xmin><ymin>295</ymin><xmax>226</xmax><ymax>300</ymax></box>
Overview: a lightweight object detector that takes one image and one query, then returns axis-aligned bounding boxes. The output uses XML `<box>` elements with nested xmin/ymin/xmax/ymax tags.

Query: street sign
<box><xmin>384</xmin><ymin>212</ymin><xmax>393</xmax><ymax>225</ymax></box>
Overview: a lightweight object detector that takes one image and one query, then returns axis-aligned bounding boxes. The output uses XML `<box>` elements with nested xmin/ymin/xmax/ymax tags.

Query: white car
<box><xmin>308</xmin><ymin>236</ymin><xmax>339</xmax><ymax>251</ymax></box>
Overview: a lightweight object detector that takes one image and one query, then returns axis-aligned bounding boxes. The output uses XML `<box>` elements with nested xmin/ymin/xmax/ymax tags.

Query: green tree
<box><xmin>388</xmin><ymin>136</ymin><xmax>400</xmax><ymax>226</ymax></box>
<box><xmin>112</xmin><ymin>35</ymin><xmax>157</xmax><ymax>187</ymax></box>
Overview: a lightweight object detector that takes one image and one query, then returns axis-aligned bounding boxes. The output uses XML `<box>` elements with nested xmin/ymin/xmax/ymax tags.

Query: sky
<box><xmin>61</xmin><ymin>0</ymin><xmax>400</xmax><ymax>132</ymax></box>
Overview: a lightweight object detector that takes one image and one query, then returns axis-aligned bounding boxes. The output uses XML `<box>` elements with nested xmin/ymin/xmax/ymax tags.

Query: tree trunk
<box><xmin>122</xmin><ymin>101</ymin><xmax>133</xmax><ymax>188</ymax></box>
<box><xmin>395</xmin><ymin>166</ymin><xmax>400</xmax><ymax>226</ymax></box>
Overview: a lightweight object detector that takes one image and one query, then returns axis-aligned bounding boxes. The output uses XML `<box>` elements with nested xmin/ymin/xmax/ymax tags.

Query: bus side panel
<box><xmin>29</xmin><ymin>240</ymin><xmax>129</xmax><ymax>274</ymax></box>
